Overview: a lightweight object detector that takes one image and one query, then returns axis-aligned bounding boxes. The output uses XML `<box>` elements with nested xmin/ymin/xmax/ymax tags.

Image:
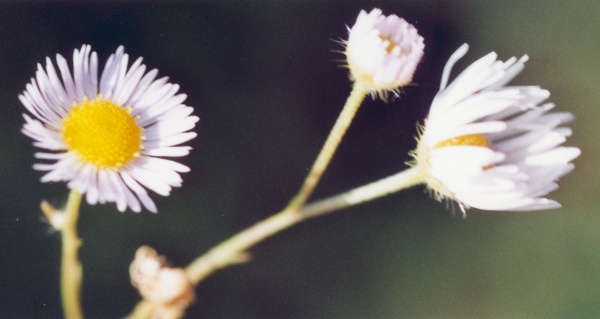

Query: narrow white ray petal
<box><xmin>90</xmin><ymin>51</ymin><xmax>99</xmax><ymax>97</ymax></box>
<box><xmin>19</xmin><ymin>94</ymin><xmax>45</xmax><ymax>122</ymax></box>
<box><xmin>126</xmin><ymin>166</ymin><xmax>172</xmax><ymax>196</ymax></box>
<box><xmin>34</xmin><ymin>152</ymin><xmax>67</xmax><ymax>160</ymax></box>
<box><xmin>112</xmin><ymin>53</ymin><xmax>130</xmax><ymax>101</ymax></box>
<box><xmin>25</xmin><ymin>81</ymin><xmax>62</xmax><ymax>124</ymax></box>
<box><xmin>128</xmin><ymin>69</ymin><xmax>159</xmax><ymax>106</ymax></box>
<box><xmin>144</xmin><ymin>117</ymin><xmax>197</xmax><ymax>139</ymax></box>
<box><xmin>56</xmin><ymin>53</ymin><xmax>77</xmax><ymax>103</ymax></box>
<box><xmin>135</xmin><ymin>77</ymin><xmax>171</xmax><ymax>107</ymax></box>
<box><xmin>439</xmin><ymin>43</ymin><xmax>469</xmax><ymax>92</ymax></box>
<box><xmin>144</xmin><ymin>132</ymin><xmax>197</xmax><ymax>148</ymax></box>
<box><xmin>106</xmin><ymin>170</ymin><xmax>127</xmax><ymax>212</ymax></box>
<box><xmin>525</xmin><ymin>147</ymin><xmax>581</xmax><ymax>166</ymax></box>
<box><xmin>116</xmin><ymin>58</ymin><xmax>146</xmax><ymax>105</ymax></box>
<box><xmin>140</xmin><ymin>163</ymin><xmax>183</xmax><ymax>187</ymax></box>
<box><xmin>486</xmin><ymin>55</ymin><xmax>528</xmax><ymax>91</ymax></box>
<box><xmin>143</xmin><ymin>147</ymin><xmax>191</xmax><ymax>157</ymax></box>
<box><xmin>504</xmin><ymin>198</ymin><xmax>561</xmax><ymax>211</ymax></box>
<box><xmin>43</xmin><ymin>57</ymin><xmax>70</xmax><ymax>113</ymax></box>
<box><xmin>72</xmin><ymin>45</ymin><xmax>86</xmax><ymax>101</ymax></box>
<box><xmin>86</xmin><ymin>185</ymin><xmax>99</xmax><ymax>205</ymax></box>
<box><xmin>121</xmin><ymin>181</ymin><xmax>142</xmax><ymax>213</ymax></box>
<box><xmin>461</xmin><ymin>195</ymin><xmax>537</xmax><ymax>211</ymax></box>
<box><xmin>97</xmin><ymin>169</ymin><xmax>115</xmax><ymax>203</ymax></box>
<box><xmin>121</xmin><ymin>171</ymin><xmax>158</xmax><ymax>213</ymax></box>
<box><xmin>143</xmin><ymin>157</ymin><xmax>190</xmax><ymax>173</ymax></box>
<box><xmin>99</xmin><ymin>46</ymin><xmax>125</xmax><ymax>98</ymax></box>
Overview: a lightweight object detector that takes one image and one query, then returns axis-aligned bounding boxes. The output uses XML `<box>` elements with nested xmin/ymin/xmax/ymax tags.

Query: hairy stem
<box><xmin>289</xmin><ymin>82</ymin><xmax>368</xmax><ymax>208</ymax></box>
<box><xmin>127</xmin><ymin>167</ymin><xmax>423</xmax><ymax>319</ymax></box>
<box><xmin>186</xmin><ymin>166</ymin><xmax>422</xmax><ymax>284</ymax></box>
<box><xmin>61</xmin><ymin>190</ymin><xmax>84</xmax><ymax>319</ymax></box>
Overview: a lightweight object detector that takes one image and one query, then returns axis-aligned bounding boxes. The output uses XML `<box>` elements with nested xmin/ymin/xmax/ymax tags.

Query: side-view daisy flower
<box><xmin>20</xmin><ymin>45</ymin><xmax>199</xmax><ymax>213</ymax></box>
<box><xmin>412</xmin><ymin>44</ymin><xmax>580</xmax><ymax>211</ymax></box>
<box><xmin>345</xmin><ymin>8</ymin><xmax>425</xmax><ymax>99</ymax></box>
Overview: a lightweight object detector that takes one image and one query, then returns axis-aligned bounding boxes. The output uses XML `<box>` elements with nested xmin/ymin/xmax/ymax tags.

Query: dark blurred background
<box><xmin>0</xmin><ymin>1</ymin><xmax>597</xmax><ymax>318</ymax></box>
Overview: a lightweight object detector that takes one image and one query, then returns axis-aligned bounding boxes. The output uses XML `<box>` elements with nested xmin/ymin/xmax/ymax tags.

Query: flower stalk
<box><xmin>289</xmin><ymin>81</ymin><xmax>368</xmax><ymax>209</ymax></box>
<box><xmin>186</xmin><ymin>166</ymin><xmax>422</xmax><ymax>285</ymax></box>
<box><xmin>302</xmin><ymin>166</ymin><xmax>422</xmax><ymax>217</ymax></box>
<box><xmin>128</xmin><ymin>167</ymin><xmax>424</xmax><ymax>319</ymax></box>
<box><xmin>60</xmin><ymin>189</ymin><xmax>84</xmax><ymax>319</ymax></box>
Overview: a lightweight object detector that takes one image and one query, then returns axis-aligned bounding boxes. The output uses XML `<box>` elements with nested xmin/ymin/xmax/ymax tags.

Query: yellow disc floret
<box><xmin>62</xmin><ymin>95</ymin><xmax>144</xmax><ymax>169</ymax></box>
<box><xmin>379</xmin><ymin>35</ymin><xmax>400</xmax><ymax>54</ymax></box>
<box><xmin>434</xmin><ymin>134</ymin><xmax>491</xmax><ymax>149</ymax></box>
<box><xmin>412</xmin><ymin>132</ymin><xmax>495</xmax><ymax>203</ymax></box>
<box><xmin>435</xmin><ymin>133</ymin><xmax>494</xmax><ymax>171</ymax></box>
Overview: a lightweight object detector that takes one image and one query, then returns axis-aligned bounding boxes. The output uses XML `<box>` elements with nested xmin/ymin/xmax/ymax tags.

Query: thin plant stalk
<box><xmin>185</xmin><ymin>166</ymin><xmax>422</xmax><ymax>283</ymax></box>
<box><xmin>288</xmin><ymin>82</ymin><xmax>368</xmax><ymax>209</ymax></box>
<box><xmin>60</xmin><ymin>190</ymin><xmax>84</xmax><ymax>319</ymax></box>
<box><xmin>127</xmin><ymin>166</ymin><xmax>423</xmax><ymax>319</ymax></box>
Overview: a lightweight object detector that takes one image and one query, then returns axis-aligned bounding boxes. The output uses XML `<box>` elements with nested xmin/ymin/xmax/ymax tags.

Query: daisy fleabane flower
<box><xmin>20</xmin><ymin>45</ymin><xmax>199</xmax><ymax>213</ymax></box>
<box><xmin>345</xmin><ymin>8</ymin><xmax>424</xmax><ymax>99</ymax></box>
<box><xmin>412</xmin><ymin>43</ymin><xmax>580</xmax><ymax>211</ymax></box>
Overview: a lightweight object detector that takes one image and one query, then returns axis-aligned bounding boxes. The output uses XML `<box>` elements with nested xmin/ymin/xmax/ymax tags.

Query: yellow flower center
<box><xmin>434</xmin><ymin>134</ymin><xmax>491</xmax><ymax>149</ymax></box>
<box><xmin>412</xmin><ymin>132</ymin><xmax>495</xmax><ymax>204</ymax></box>
<box><xmin>435</xmin><ymin>134</ymin><xmax>494</xmax><ymax>170</ymax></box>
<box><xmin>379</xmin><ymin>35</ymin><xmax>400</xmax><ymax>54</ymax></box>
<box><xmin>61</xmin><ymin>95</ymin><xmax>144</xmax><ymax>169</ymax></box>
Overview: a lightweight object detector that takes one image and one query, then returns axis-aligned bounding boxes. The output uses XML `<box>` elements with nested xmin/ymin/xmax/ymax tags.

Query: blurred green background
<box><xmin>0</xmin><ymin>1</ymin><xmax>597</xmax><ymax>318</ymax></box>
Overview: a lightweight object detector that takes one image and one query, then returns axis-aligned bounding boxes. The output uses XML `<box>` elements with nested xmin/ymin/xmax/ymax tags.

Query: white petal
<box><xmin>121</xmin><ymin>171</ymin><xmax>158</xmax><ymax>213</ymax></box>
<box><xmin>525</xmin><ymin>147</ymin><xmax>581</xmax><ymax>166</ymax></box>
<box><xmin>416</xmin><ymin>44</ymin><xmax>579</xmax><ymax>212</ymax></box>
<box><xmin>143</xmin><ymin>147</ymin><xmax>192</xmax><ymax>157</ymax></box>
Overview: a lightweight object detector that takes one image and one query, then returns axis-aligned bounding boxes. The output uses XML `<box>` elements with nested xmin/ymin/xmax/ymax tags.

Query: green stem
<box><xmin>61</xmin><ymin>190</ymin><xmax>84</xmax><ymax>319</ymax></box>
<box><xmin>127</xmin><ymin>167</ymin><xmax>423</xmax><ymax>319</ymax></box>
<box><xmin>187</xmin><ymin>166</ymin><xmax>423</xmax><ymax>285</ymax></box>
<box><xmin>302</xmin><ymin>166</ymin><xmax>422</xmax><ymax>217</ymax></box>
<box><xmin>289</xmin><ymin>82</ymin><xmax>368</xmax><ymax>208</ymax></box>
<box><xmin>184</xmin><ymin>207</ymin><xmax>299</xmax><ymax>284</ymax></box>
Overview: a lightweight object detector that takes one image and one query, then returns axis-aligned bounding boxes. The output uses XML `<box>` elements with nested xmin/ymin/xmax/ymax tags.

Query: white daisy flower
<box><xmin>20</xmin><ymin>45</ymin><xmax>199</xmax><ymax>213</ymax></box>
<box><xmin>345</xmin><ymin>8</ymin><xmax>424</xmax><ymax>98</ymax></box>
<box><xmin>412</xmin><ymin>43</ymin><xmax>580</xmax><ymax>211</ymax></box>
